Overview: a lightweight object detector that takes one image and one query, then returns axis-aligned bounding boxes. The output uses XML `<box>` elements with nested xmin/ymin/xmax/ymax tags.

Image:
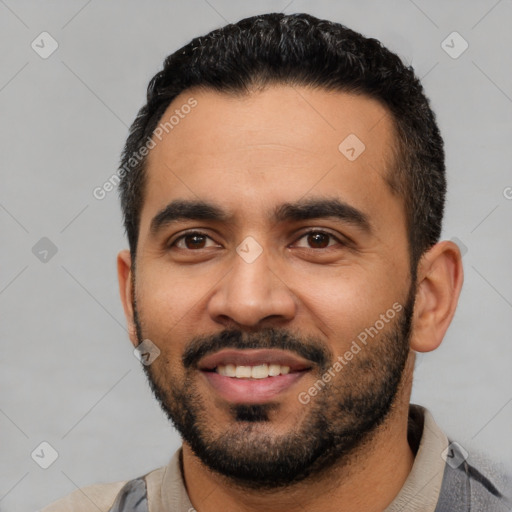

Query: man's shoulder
<box><xmin>399</xmin><ymin>405</ymin><xmax>512</xmax><ymax>511</ymax></box>
<box><xmin>40</xmin><ymin>466</ymin><xmax>166</xmax><ymax>512</ymax></box>
<box><xmin>437</xmin><ymin>443</ymin><xmax>512</xmax><ymax>511</ymax></box>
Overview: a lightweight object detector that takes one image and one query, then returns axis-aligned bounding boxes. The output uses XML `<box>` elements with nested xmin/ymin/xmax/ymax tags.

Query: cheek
<box><xmin>134</xmin><ymin>265</ymin><xmax>208</xmax><ymax>356</ymax></box>
<box><xmin>291</xmin><ymin>264</ymin><xmax>406</xmax><ymax>351</ymax></box>
<box><xmin>137</xmin><ymin>257</ymin><xmax>217</xmax><ymax>316</ymax></box>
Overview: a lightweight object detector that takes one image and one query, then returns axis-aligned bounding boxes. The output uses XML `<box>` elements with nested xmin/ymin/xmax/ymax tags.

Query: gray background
<box><xmin>1</xmin><ymin>1</ymin><xmax>511</xmax><ymax>510</ymax></box>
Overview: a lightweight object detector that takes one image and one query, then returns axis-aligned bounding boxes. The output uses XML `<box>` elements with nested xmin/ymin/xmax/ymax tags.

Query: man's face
<box><xmin>129</xmin><ymin>86</ymin><xmax>415</xmax><ymax>487</ymax></box>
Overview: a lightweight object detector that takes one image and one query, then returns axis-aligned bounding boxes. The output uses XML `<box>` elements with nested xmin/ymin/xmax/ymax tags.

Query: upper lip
<box><xmin>198</xmin><ymin>349</ymin><xmax>313</xmax><ymax>372</ymax></box>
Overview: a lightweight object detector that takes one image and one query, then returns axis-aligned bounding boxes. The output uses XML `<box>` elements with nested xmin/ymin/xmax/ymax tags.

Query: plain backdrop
<box><xmin>1</xmin><ymin>1</ymin><xmax>511</xmax><ymax>510</ymax></box>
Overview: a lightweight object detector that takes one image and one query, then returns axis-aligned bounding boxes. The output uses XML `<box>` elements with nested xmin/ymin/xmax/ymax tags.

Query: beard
<box><xmin>133</xmin><ymin>287</ymin><xmax>415</xmax><ymax>490</ymax></box>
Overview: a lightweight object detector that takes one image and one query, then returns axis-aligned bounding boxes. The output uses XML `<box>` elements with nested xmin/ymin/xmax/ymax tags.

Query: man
<box><xmin>43</xmin><ymin>12</ymin><xmax>511</xmax><ymax>512</ymax></box>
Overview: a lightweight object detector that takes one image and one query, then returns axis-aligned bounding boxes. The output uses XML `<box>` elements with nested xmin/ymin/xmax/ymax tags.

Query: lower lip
<box><xmin>201</xmin><ymin>370</ymin><xmax>308</xmax><ymax>404</ymax></box>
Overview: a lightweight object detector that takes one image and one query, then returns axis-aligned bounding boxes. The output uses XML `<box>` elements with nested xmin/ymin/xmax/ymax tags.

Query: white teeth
<box><xmin>216</xmin><ymin>363</ymin><xmax>291</xmax><ymax>378</ymax></box>
<box><xmin>225</xmin><ymin>363</ymin><xmax>236</xmax><ymax>377</ymax></box>
<box><xmin>268</xmin><ymin>364</ymin><xmax>281</xmax><ymax>376</ymax></box>
<box><xmin>251</xmin><ymin>364</ymin><xmax>268</xmax><ymax>379</ymax></box>
<box><xmin>235</xmin><ymin>365</ymin><xmax>252</xmax><ymax>378</ymax></box>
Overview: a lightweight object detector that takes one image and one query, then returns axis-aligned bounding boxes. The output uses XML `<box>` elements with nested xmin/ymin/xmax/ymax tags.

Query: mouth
<box><xmin>213</xmin><ymin>362</ymin><xmax>293</xmax><ymax>378</ymax></box>
<box><xmin>198</xmin><ymin>349</ymin><xmax>313</xmax><ymax>404</ymax></box>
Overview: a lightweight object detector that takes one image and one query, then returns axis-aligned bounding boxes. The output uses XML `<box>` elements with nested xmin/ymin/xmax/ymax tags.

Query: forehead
<box><xmin>141</xmin><ymin>85</ymin><xmax>400</xmax><ymax>232</ymax></box>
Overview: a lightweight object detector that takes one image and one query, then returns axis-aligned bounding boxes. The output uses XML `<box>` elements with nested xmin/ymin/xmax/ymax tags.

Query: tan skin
<box><xmin>117</xmin><ymin>86</ymin><xmax>463</xmax><ymax>512</ymax></box>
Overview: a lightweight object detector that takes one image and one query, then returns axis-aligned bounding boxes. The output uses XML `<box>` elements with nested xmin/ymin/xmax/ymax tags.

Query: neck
<box><xmin>182</xmin><ymin>357</ymin><xmax>415</xmax><ymax>512</ymax></box>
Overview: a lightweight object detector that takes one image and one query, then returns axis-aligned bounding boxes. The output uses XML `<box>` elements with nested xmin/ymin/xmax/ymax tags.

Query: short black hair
<box><xmin>119</xmin><ymin>12</ymin><xmax>445</xmax><ymax>270</ymax></box>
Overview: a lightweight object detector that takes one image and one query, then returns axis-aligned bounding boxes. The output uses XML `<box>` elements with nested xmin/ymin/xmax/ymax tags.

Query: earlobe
<box><xmin>117</xmin><ymin>250</ymin><xmax>138</xmax><ymax>347</ymax></box>
<box><xmin>410</xmin><ymin>241</ymin><xmax>464</xmax><ymax>353</ymax></box>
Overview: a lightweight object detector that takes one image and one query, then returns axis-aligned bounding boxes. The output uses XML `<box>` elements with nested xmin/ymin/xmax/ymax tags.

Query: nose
<box><xmin>207</xmin><ymin>246</ymin><xmax>297</xmax><ymax>329</ymax></box>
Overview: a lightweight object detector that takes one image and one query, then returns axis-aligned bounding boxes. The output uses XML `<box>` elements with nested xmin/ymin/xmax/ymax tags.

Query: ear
<box><xmin>117</xmin><ymin>249</ymin><xmax>138</xmax><ymax>348</ymax></box>
<box><xmin>410</xmin><ymin>240</ymin><xmax>464</xmax><ymax>353</ymax></box>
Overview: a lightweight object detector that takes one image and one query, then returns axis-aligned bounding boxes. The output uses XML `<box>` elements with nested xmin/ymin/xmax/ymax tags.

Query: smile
<box><xmin>198</xmin><ymin>349</ymin><xmax>312</xmax><ymax>403</ymax></box>
<box><xmin>214</xmin><ymin>363</ymin><xmax>291</xmax><ymax>378</ymax></box>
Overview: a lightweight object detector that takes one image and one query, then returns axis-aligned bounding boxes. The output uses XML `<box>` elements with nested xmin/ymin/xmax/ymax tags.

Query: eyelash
<box><xmin>169</xmin><ymin>229</ymin><xmax>344</xmax><ymax>251</ymax></box>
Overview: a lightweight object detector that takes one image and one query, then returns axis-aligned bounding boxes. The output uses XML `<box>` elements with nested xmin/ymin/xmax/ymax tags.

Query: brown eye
<box><xmin>307</xmin><ymin>232</ymin><xmax>331</xmax><ymax>248</ymax></box>
<box><xmin>183</xmin><ymin>234</ymin><xmax>207</xmax><ymax>249</ymax></box>
<box><xmin>172</xmin><ymin>232</ymin><xmax>218</xmax><ymax>250</ymax></box>
<box><xmin>294</xmin><ymin>230</ymin><xmax>340</xmax><ymax>249</ymax></box>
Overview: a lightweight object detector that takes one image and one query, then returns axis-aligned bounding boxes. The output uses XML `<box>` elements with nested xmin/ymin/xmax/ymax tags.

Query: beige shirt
<box><xmin>42</xmin><ymin>405</ymin><xmax>448</xmax><ymax>512</ymax></box>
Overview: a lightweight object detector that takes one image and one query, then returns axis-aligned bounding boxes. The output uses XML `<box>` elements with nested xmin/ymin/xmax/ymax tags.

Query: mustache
<box><xmin>182</xmin><ymin>327</ymin><xmax>331</xmax><ymax>370</ymax></box>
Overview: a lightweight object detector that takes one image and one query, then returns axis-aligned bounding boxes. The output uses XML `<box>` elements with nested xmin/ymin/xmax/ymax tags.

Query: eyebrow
<box><xmin>149</xmin><ymin>197</ymin><xmax>372</xmax><ymax>236</ymax></box>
